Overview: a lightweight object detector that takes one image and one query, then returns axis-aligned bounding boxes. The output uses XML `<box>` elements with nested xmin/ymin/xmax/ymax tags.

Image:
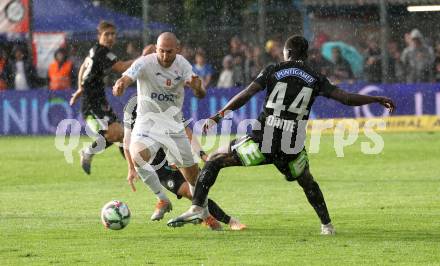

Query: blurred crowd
<box><xmin>0</xmin><ymin>44</ymin><xmax>81</xmax><ymax>91</ymax></box>
<box><xmin>180</xmin><ymin>28</ymin><xmax>440</xmax><ymax>88</ymax></box>
<box><xmin>1</xmin><ymin>27</ymin><xmax>440</xmax><ymax>92</ymax></box>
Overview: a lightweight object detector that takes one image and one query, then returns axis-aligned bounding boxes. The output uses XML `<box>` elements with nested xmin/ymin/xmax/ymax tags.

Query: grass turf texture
<box><xmin>0</xmin><ymin>133</ymin><xmax>439</xmax><ymax>265</ymax></box>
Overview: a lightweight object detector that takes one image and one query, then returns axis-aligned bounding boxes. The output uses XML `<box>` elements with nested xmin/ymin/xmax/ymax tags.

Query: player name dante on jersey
<box><xmin>266</xmin><ymin>115</ymin><xmax>296</xmax><ymax>132</ymax></box>
<box><xmin>274</xmin><ymin>68</ymin><xmax>316</xmax><ymax>85</ymax></box>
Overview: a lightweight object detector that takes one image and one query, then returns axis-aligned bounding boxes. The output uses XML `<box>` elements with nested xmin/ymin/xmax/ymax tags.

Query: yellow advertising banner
<box><xmin>307</xmin><ymin>115</ymin><xmax>440</xmax><ymax>134</ymax></box>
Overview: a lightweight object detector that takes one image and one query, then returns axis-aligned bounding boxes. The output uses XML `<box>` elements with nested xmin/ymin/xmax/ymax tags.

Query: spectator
<box><xmin>401</xmin><ymin>29</ymin><xmax>434</xmax><ymax>83</ymax></box>
<box><xmin>433</xmin><ymin>43</ymin><xmax>440</xmax><ymax>82</ymax></box>
<box><xmin>313</xmin><ymin>32</ymin><xmax>330</xmax><ymax>49</ymax></box>
<box><xmin>434</xmin><ymin>61</ymin><xmax>440</xmax><ymax>82</ymax></box>
<box><xmin>69</xmin><ymin>44</ymin><xmax>82</xmax><ymax>85</ymax></box>
<box><xmin>180</xmin><ymin>45</ymin><xmax>194</xmax><ymax>62</ymax></box>
<box><xmin>229</xmin><ymin>36</ymin><xmax>245</xmax><ymax>85</ymax></box>
<box><xmin>264</xmin><ymin>40</ymin><xmax>283</xmax><ymax>65</ymax></box>
<box><xmin>217</xmin><ymin>55</ymin><xmax>237</xmax><ymax>88</ymax></box>
<box><xmin>192</xmin><ymin>50</ymin><xmax>214</xmax><ymax>88</ymax></box>
<box><xmin>6</xmin><ymin>45</ymin><xmax>38</xmax><ymax>90</ymax></box>
<box><xmin>364</xmin><ymin>36</ymin><xmax>382</xmax><ymax>83</ymax></box>
<box><xmin>48</xmin><ymin>48</ymin><xmax>74</xmax><ymax>91</ymax></box>
<box><xmin>230</xmin><ymin>36</ymin><xmax>245</xmax><ymax>60</ymax></box>
<box><xmin>330</xmin><ymin>47</ymin><xmax>353</xmax><ymax>82</ymax></box>
<box><xmin>244</xmin><ymin>44</ymin><xmax>263</xmax><ymax>85</ymax></box>
<box><xmin>308</xmin><ymin>48</ymin><xmax>334</xmax><ymax>76</ymax></box>
<box><xmin>434</xmin><ymin>42</ymin><xmax>440</xmax><ymax>60</ymax></box>
<box><xmin>0</xmin><ymin>46</ymin><xmax>7</xmax><ymax>91</ymax></box>
<box><xmin>404</xmin><ymin>32</ymin><xmax>414</xmax><ymax>50</ymax></box>
<box><xmin>125</xmin><ymin>41</ymin><xmax>140</xmax><ymax>60</ymax></box>
<box><xmin>387</xmin><ymin>40</ymin><xmax>404</xmax><ymax>83</ymax></box>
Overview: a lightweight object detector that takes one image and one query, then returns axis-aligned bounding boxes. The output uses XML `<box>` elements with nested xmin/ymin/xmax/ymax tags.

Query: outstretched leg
<box><xmin>192</xmin><ymin>151</ymin><xmax>241</xmax><ymax>207</ymax></box>
<box><xmin>167</xmin><ymin>148</ymin><xmax>242</xmax><ymax>227</ymax></box>
<box><xmin>80</xmin><ymin>122</ymin><xmax>124</xmax><ymax>174</ymax></box>
<box><xmin>296</xmin><ymin>167</ymin><xmax>335</xmax><ymax>235</ymax></box>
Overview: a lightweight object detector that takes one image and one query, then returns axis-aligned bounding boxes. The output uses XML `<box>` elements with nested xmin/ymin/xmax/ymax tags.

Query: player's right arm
<box><xmin>69</xmin><ymin>61</ymin><xmax>86</xmax><ymax>106</ymax></box>
<box><xmin>113</xmin><ymin>57</ymin><xmax>147</xmax><ymax>96</ymax></box>
<box><xmin>112</xmin><ymin>75</ymin><xmax>134</xmax><ymax>96</ymax></box>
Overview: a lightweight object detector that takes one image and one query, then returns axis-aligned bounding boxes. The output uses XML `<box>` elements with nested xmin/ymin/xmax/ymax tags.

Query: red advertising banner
<box><xmin>0</xmin><ymin>0</ymin><xmax>30</xmax><ymax>33</ymax></box>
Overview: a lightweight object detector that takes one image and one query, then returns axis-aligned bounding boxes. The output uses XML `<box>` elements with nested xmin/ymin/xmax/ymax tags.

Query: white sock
<box><xmin>189</xmin><ymin>184</ymin><xmax>195</xmax><ymax>196</ymax></box>
<box><xmin>84</xmin><ymin>146</ymin><xmax>95</xmax><ymax>155</ymax></box>
<box><xmin>188</xmin><ymin>184</ymin><xmax>208</xmax><ymax>207</ymax></box>
<box><xmin>135</xmin><ymin>165</ymin><xmax>169</xmax><ymax>201</ymax></box>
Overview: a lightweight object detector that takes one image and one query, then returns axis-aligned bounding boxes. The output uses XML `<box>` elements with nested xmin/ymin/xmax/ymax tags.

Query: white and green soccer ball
<box><xmin>101</xmin><ymin>200</ymin><xmax>131</xmax><ymax>230</ymax></box>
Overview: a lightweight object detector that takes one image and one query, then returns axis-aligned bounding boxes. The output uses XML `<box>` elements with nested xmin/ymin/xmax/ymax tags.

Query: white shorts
<box><xmin>130</xmin><ymin>124</ymin><xmax>195</xmax><ymax>168</ymax></box>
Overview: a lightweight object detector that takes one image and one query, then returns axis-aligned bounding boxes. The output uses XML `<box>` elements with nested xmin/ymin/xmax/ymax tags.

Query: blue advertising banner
<box><xmin>1</xmin><ymin>83</ymin><xmax>440</xmax><ymax>135</ymax></box>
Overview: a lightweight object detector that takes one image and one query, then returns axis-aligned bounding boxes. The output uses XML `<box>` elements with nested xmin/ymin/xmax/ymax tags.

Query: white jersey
<box><xmin>123</xmin><ymin>54</ymin><xmax>194</xmax><ymax>134</ymax></box>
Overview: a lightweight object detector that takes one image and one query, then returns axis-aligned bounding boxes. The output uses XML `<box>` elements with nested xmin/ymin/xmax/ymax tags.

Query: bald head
<box><xmin>156</xmin><ymin>32</ymin><xmax>178</xmax><ymax>67</ymax></box>
<box><xmin>157</xmin><ymin>32</ymin><xmax>178</xmax><ymax>46</ymax></box>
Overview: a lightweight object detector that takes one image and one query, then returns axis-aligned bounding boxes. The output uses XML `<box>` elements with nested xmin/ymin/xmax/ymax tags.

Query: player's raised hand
<box><xmin>185</xmin><ymin>75</ymin><xmax>202</xmax><ymax>90</ymax></box>
<box><xmin>376</xmin><ymin>96</ymin><xmax>396</xmax><ymax>113</ymax></box>
<box><xmin>127</xmin><ymin>168</ymin><xmax>139</xmax><ymax>192</ymax></box>
<box><xmin>113</xmin><ymin>78</ymin><xmax>125</xmax><ymax>96</ymax></box>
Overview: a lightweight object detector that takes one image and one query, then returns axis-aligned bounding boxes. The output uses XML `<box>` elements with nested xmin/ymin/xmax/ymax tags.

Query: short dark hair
<box><xmin>97</xmin><ymin>21</ymin><xmax>116</xmax><ymax>34</ymax></box>
<box><xmin>284</xmin><ymin>35</ymin><xmax>308</xmax><ymax>60</ymax></box>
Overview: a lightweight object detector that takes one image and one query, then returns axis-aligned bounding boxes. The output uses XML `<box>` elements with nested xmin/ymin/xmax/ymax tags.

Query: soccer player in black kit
<box><xmin>168</xmin><ymin>35</ymin><xmax>395</xmax><ymax>234</ymax></box>
<box><xmin>69</xmin><ymin>21</ymin><xmax>134</xmax><ymax>174</ymax></box>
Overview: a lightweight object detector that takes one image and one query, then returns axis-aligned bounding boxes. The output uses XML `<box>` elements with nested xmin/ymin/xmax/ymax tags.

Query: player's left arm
<box><xmin>329</xmin><ymin>88</ymin><xmax>395</xmax><ymax>112</ymax></box>
<box><xmin>123</xmin><ymin>129</ymin><xmax>138</xmax><ymax>192</ymax></box>
<box><xmin>69</xmin><ymin>61</ymin><xmax>86</xmax><ymax>106</ymax></box>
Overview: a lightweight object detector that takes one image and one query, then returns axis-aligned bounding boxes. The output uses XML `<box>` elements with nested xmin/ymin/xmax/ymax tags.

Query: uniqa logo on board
<box><xmin>1</xmin><ymin>97</ymin><xmax>75</xmax><ymax>134</ymax></box>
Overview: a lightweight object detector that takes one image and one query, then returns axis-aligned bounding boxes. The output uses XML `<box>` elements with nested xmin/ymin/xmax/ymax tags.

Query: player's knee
<box><xmin>104</xmin><ymin>131</ymin><xmax>117</xmax><ymax>142</ymax></box>
<box><xmin>177</xmin><ymin>183</ymin><xmax>192</xmax><ymax>200</ymax></box>
<box><xmin>105</xmin><ymin>123</ymin><xmax>123</xmax><ymax>142</ymax></box>
<box><xmin>130</xmin><ymin>145</ymin><xmax>151</xmax><ymax>167</ymax></box>
<box><xmin>296</xmin><ymin>167</ymin><xmax>316</xmax><ymax>189</ymax></box>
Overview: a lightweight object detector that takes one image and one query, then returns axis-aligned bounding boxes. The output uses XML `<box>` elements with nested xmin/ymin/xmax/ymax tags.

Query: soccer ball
<box><xmin>101</xmin><ymin>200</ymin><xmax>131</xmax><ymax>230</ymax></box>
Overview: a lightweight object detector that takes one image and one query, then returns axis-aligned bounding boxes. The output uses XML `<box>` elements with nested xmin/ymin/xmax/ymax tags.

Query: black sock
<box><xmin>192</xmin><ymin>160</ymin><xmax>222</xmax><ymax>207</ymax></box>
<box><xmin>302</xmin><ymin>181</ymin><xmax>331</xmax><ymax>225</ymax></box>
<box><xmin>89</xmin><ymin>139</ymin><xmax>113</xmax><ymax>153</ymax></box>
<box><xmin>118</xmin><ymin>146</ymin><xmax>126</xmax><ymax>159</ymax></box>
<box><xmin>208</xmin><ymin>199</ymin><xmax>231</xmax><ymax>224</ymax></box>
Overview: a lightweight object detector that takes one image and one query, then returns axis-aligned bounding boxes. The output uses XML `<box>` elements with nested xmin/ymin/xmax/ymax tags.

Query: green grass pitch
<box><xmin>1</xmin><ymin>132</ymin><xmax>439</xmax><ymax>265</ymax></box>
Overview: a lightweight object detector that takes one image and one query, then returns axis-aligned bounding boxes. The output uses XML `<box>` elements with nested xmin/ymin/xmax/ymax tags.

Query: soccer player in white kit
<box><xmin>112</xmin><ymin>32</ymin><xmax>206</xmax><ymax>221</ymax></box>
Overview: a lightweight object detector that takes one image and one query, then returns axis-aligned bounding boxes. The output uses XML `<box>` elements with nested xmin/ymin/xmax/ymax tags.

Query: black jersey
<box><xmin>81</xmin><ymin>44</ymin><xmax>118</xmax><ymax>114</ymax></box>
<box><xmin>251</xmin><ymin>60</ymin><xmax>337</xmax><ymax>154</ymax></box>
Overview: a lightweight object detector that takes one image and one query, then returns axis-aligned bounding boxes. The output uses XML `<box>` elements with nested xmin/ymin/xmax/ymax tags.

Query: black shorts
<box><xmin>230</xmin><ymin>135</ymin><xmax>308</xmax><ymax>181</ymax></box>
<box><xmin>83</xmin><ymin>103</ymin><xmax>119</xmax><ymax>134</ymax></box>
<box><xmin>158</xmin><ymin>167</ymin><xmax>186</xmax><ymax>199</ymax></box>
